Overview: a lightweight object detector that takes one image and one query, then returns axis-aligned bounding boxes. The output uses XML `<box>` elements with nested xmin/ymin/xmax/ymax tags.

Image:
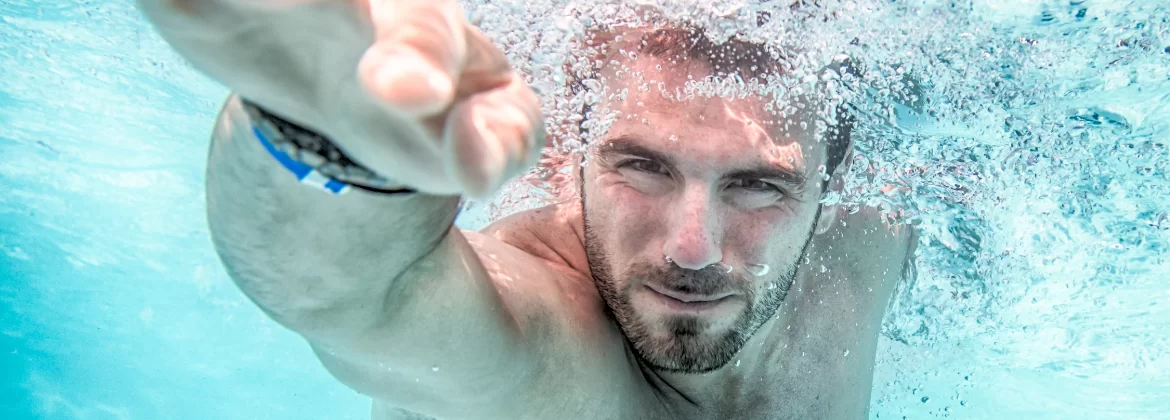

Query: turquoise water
<box><xmin>1</xmin><ymin>0</ymin><xmax>1167</xmax><ymax>419</ymax></box>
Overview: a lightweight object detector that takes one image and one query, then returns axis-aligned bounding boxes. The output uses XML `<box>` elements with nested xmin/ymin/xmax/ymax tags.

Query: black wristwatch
<box><xmin>240</xmin><ymin>98</ymin><xmax>416</xmax><ymax>195</ymax></box>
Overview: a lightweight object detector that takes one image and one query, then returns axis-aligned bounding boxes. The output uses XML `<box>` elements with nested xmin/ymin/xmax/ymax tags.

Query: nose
<box><xmin>663</xmin><ymin>183</ymin><xmax>724</xmax><ymax>270</ymax></box>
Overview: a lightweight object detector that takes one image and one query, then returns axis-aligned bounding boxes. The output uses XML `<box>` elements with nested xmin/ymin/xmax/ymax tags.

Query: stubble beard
<box><xmin>583</xmin><ymin>202</ymin><xmax>820</xmax><ymax>374</ymax></box>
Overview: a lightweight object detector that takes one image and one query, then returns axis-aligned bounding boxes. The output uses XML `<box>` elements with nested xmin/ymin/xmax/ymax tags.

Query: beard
<box><xmin>583</xmin><ymin>203</ymin><xmax>820</xmax><ymax>374</ymax></box>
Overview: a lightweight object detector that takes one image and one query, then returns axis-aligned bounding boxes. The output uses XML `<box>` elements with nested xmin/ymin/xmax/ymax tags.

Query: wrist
<box><xmin>240</xmin><ymin>98</ymin><xmax>416</xmax><ymax>195</ymax></box>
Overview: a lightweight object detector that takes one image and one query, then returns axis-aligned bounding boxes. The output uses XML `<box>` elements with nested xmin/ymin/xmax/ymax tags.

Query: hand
<box><xmin>138</xmin><ymin>0</ymin><xmax>545</xmax><ymax>197</ymax></box>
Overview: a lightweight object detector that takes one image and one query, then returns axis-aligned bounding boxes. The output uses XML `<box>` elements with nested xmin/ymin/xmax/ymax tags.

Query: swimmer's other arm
<box><xmin>206</xmin><ymin>96</ymin><xmax>558</xmax><ymax>417</ymax></box>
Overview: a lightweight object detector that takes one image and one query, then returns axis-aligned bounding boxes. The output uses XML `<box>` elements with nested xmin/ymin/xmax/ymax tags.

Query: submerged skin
<box><xmin>178</xmin><ymin>2</ymin><xmax>917</xmax><ymax>416</ymax></box>
<box><xmin>365</xmin><ymin>58</ymin><xmax>918</xmax><ymax>419</ymax></box>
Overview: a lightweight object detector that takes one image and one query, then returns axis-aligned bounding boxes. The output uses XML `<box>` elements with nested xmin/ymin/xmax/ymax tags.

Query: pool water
<box><xmin>1</xmin><ymin>0</ymin><xmax>1167</xmax><ymax>419</ymax></box>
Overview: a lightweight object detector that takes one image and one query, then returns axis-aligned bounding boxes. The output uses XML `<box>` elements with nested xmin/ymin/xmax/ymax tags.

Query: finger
<box><xmin>444</xmin><ymin>73</ymin><xmax>545</xmax><ymax>199</ymax></box>
<box><xmin>359</xmin><ymin>0</ymin><xmax>466</xmax><ymax>116</ymax></box>
<box><xmin>453</xmin><ymin>25</ymin><xmax>514</xmax><ymax>98</ymax></box>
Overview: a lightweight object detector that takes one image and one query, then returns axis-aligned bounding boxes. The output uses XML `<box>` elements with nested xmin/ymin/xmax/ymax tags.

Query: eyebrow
<box><xmin>596</xmin><ymin>136</ymin><xmax>810</xmax><ymax>187</ymax></box>
<box><xmin>595</xmin><ymin>137</ymin><xmax>678</xmax><ymax>168</ymax></box>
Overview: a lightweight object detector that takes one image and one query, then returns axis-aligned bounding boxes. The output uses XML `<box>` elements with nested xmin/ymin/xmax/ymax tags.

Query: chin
<box><xmin>627</xmin><ymin>303</ymin><xmax>753</xmax><ymax>374</ymax></box>
<box><xmin>640</xmin><ymin>330</ymin><xmax>741</xmax><ymax>374</ymax></box>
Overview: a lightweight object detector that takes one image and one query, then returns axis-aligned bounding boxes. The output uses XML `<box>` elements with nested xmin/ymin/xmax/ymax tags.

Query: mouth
<box><xmin>644</xmin><ymin>284</ymin><xmax>736</xmax><ymax>312</ymax></box>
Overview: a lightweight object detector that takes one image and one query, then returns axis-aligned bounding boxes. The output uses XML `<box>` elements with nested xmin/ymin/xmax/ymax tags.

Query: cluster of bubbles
<box><xmin>466</xmin><ymin>0</ymin><xmax>1170</xmax><ymax>394</ymax></box>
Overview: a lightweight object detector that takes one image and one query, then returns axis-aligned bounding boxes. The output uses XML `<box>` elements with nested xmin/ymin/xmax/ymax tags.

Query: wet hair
<box><xmin>571</xmin><ymin>25</ymin><xmax>853</xmax><ymax>178</ymax></box>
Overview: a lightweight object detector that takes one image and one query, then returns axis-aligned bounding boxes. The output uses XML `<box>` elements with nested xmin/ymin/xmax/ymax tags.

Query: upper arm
<box><xmin>309</xmin><ymin>227</ymin><xmax>583</xmax><ymax>418</ymax></box>
<box><xmin>206</xmin><ymin>96</ymin><xmax>582</xmax><ymax>418</ymax></box>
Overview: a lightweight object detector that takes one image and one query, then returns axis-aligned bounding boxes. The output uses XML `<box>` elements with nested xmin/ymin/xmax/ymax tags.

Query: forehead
<box><xmin>593</xmin><ymin>56</ymin><xmax>824</xmax><ymax>172</ymax></box>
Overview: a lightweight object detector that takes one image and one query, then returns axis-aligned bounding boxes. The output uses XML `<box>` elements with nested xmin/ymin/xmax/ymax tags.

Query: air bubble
<box><xmin>745</xmin><ymin>263</ymin><xmax>771</xmax><ymax>276</ymax></box>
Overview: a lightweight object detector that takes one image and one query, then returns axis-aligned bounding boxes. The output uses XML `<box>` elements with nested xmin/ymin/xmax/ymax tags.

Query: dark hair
<box><xmin>571</xmin><ymin>25</ymin><xmax>853</xmax><ymax>177</ymax></box>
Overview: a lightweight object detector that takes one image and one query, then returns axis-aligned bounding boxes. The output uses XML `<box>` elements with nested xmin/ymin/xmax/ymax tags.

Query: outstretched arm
<box><xmin>139</xmin><ymin>0</ymin><xmax>559</xmax><ymax>416</ymax></box>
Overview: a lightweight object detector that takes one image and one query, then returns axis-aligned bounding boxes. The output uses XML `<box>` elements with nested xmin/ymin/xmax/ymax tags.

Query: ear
<box><xmin>575</xmin><ymin>151</ymin><xmax>586</xmax><ymax>188</ymax></box>
<box><xmin>814</xmin><ymin>142</ymin><xmax>855</xmax><ymax>235</ymax></box>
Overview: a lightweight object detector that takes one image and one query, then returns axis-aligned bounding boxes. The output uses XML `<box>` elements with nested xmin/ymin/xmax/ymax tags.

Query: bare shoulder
<box><xmin>478</xmin><ymin>200</ymin><xmax>591</xmax><ymax>276</ymax></box>
<box><xmin>454</xmin><ymin>202</ymin><xmax>644</xmax><ymax>417</ymax></box>
<box><xmin>464</xmin><ymin>200</ymin><xmax>606</xmax><ymax>338</ymax></box>
<box><xmin>459</xmin><ymin>200</ymin><xmax>599</xmax><ymax>328</ymax></box>
<box><xmin>834</xmin><ymin>205</ymin><xmax>917</xmax><ymax>262</ymax></box>
<box><xmin>779</xmin><ymin>206</ymin><xmax>919</xmax><ymax>419</ymax></box>
<box><xmin>812</xmin><ymin>205</ymin><xmax>919</xmax><ymax>308</ymax></box>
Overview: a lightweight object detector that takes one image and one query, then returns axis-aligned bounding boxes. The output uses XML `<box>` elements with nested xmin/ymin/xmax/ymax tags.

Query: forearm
<box><xmin>206</xmin><ymin>95</ymin><xmax>461</xmax><ymax>338</ymax></box>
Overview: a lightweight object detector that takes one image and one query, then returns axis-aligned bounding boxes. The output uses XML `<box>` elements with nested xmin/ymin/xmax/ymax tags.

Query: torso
<box><xmin>376</xmin><ymin>200</ymin><xmax>914</xmax><ymax>420</ymax></box>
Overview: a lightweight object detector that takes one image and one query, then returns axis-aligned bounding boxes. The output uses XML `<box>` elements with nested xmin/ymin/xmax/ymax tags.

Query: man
<box><xmin>139</xmin><ymin>0</ymin><xmax>916</xmax><ymax>418</ymax></box>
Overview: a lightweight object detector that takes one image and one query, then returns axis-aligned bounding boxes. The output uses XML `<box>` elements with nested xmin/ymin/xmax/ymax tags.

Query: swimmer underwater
<box><xmin>139</xmin><ymin>0</ymin><xmax>918</xmax><ymax>418</ymax></box>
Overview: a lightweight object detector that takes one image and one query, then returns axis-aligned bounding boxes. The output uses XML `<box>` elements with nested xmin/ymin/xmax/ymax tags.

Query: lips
<box><xmin>645</xmin><ymin>283</ymin><xmax>734</xmax><ymax>303</ymax></box>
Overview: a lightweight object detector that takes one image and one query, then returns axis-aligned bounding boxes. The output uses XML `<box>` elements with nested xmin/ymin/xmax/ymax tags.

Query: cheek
<box><xmin>607</xmin><ymin>186</ymin><xmax>662</xmax><ymax>251</ymax></box>
<box><xmin>587</xmin><ymin>179</ymin><xmax>664</xmax><ymax>257</ymax></box>
<box><xmin>726</xmin><ymin>207</ymin><xmax>811</xmax><ymax>261</ymax></box>
<box><xmin>727</xmin><ymin>217</ymin><xmax>774</xmax><ymax>260</ymax></box>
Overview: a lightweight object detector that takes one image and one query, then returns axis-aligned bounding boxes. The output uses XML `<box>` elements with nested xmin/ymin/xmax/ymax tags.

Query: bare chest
<box><xmin>394</xmin><ymin>204</ymin><xmax>908</xmax><ymax>420</ymax></box>
<box><xmin>373</xmin><ymin>297</ymin><xmax>876</xmax><ymax>420</ymax></box>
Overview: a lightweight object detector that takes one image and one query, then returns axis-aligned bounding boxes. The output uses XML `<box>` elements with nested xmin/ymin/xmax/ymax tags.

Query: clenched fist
<box><xmin>138</xmin><ymin>0</ymin><xmax>545</xmax><ymax>197</ymax></box>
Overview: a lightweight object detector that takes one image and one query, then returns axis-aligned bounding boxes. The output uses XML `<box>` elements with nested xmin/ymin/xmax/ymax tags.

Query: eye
<box><xmin>621</xmin><ymin>159</ymin><xmax>669</xmax><ymax>175</ymax></box>
<box><xmin>730</xmin><ymin>178</ymin><xmax>782</xmax><ymax>193</ymax></box>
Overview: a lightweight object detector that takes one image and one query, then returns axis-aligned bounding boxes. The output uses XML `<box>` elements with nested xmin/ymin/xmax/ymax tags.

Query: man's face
<box><xmin>581</xmin><ymin>58</ymin><xmax>830</xmax><ymax>374</ymax></box>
